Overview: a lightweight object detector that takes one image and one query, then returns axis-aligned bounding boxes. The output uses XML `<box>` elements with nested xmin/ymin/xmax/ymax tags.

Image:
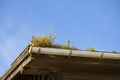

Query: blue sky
<box><xmin>0</xmin><ymin>0</ymin><xmax>120</xmax><ymax>76</ymax></box>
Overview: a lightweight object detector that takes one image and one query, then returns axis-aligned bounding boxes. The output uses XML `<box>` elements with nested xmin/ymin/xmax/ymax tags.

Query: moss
<box><xmin>87</xmin><ymin>47</ymin><xmax>96</xmax><ymax>52</ymax></box>
<box><xmin>112</xmin><ymin>50</ymin><xmax>118</xmax><ymax>53</ymax></box>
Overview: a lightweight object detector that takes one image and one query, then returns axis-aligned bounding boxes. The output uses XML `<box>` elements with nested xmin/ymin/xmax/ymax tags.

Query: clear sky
<box><xmin>0</xmin><ymin>0</ymin><xmax>120</xmax><ymax>76</ymax></box>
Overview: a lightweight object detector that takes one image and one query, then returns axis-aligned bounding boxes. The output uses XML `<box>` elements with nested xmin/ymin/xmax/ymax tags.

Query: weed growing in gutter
<box><xmin>30</xmin><ymin>34</ymin><xmax>118</xmax><ymax>53</ymax></box>
<box><xmin>31</xmin><ymin>34</ymin><xmax>78</xmax><ymax>50</ymax></box>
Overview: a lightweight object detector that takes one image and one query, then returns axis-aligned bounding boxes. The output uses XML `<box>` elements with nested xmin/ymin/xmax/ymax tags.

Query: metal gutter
<box><xmin>30</xmin><ymin>46</ymin><xmax>120</xmax><ymax>60</ymax></box>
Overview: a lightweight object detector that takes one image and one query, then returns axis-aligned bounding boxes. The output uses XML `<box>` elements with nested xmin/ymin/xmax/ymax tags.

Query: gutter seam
<box><xmin>100</xmin><ymin>52</ymin><xmax>104</xmax><ymax>60</ymax></box>
<box><xmin>38</xmin><ymin>47</ymin><xmax>41</xmax><ymax>54</ymax></box>
<box><xmin>68</xmin><ymin>50</ymin><xmax>72</xmax><ymax>58</ymax></box>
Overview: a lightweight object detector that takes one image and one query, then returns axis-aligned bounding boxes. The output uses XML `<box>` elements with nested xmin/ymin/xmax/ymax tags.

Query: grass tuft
<box><xmin>31</xmin><ymin>35</ymin><xmax>52</xmax><ymax>47</ymax></box>
<box><xmin>31</xmin><ymin>34</ymin><xmax>78</xmax><ymax>50</ymax></box>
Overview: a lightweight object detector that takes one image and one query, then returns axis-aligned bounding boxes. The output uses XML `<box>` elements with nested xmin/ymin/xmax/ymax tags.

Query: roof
<box><xmin>1</xmin><ymin>46</ymin><xmax>120</xmax><ymax>80</ymax></box>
